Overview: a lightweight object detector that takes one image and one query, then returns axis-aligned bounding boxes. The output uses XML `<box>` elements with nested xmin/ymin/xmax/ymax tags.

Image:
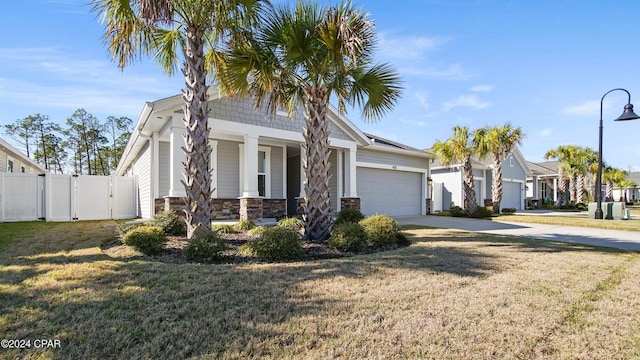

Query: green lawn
<box><xmin>1</xmin><ymin>221</ymin><xmax>640</xmax><ymax>358</ymax></box>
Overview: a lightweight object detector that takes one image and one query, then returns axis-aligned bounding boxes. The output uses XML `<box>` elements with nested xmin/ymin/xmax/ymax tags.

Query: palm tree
<box><xmin>544</xmin><ymin>145</ymin><xmax>579</xmax><ymax>206</ymax></box>
<box><xmin>220</xmin><ymin>1</ymin><xmax>402</xmax><ymax>241</ymax></box>
<box><xmin>92</xmin><ymin>0</ymin><xmax>265</xmax><ymax>238</ymax></box>
<box><xmin>602</xmin><ymin>166</ymin><xmax>627</xmax><ymax>201</ymax></box>
<box><xmin>617</xmin><ymin>179</ymin><xmax>637</xmax><ymax>203</ymax></box>
<box><xmin>475</xmin><ymin>123</ymin><xmax>525</xmax><ymax>214</ymax></box>
<box><xmin>568</xmin><ymin>146</ymin><xmax>598</xmax><ymax>204</ymax></box>
<box><xmin>432</xmin><ymin>126</ymin><xmax>481</xmax><ymax>214</ymax></box>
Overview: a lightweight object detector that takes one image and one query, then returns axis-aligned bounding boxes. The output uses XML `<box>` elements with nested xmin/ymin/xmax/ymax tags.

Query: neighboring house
<box><xmin>430</xmin><ymin>147</ymin><xmax>531</xmax><ymax>211</ymax></box>
<box><xmin>116</xmin><ymin>92</ymin><xmax>434</xmax><ymax>220</ymax></box>
<box><xmin>612</xmin><ymin>171</ymin><xmax>640</xmax><ymax>203</ymax></box>
<box><xmin>0</xmin><ymin>137</ymin><xmax>47</xmax><ymax>174</ymax></box>
<box><xmin>526</xmin><ymin>160</ymin><xmax>560</xmax><ymax>205</ymax></box>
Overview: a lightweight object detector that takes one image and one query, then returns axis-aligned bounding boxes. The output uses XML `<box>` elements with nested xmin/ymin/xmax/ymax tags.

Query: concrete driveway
<box><xmin>395</xmin><ymin>215</ymin><xmax>640</xmax><ymax>251</ymax></box>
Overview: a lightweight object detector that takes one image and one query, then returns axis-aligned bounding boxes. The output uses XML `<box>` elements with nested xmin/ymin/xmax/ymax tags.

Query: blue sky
<box><xmin>2</xmin><ymin>0</ymin><xmax>640</xmax><ymax>171</ymax></box>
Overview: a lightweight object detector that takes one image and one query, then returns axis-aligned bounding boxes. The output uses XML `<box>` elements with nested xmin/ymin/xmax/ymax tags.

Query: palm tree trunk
<box><xmin>301</xmin><ymin>86</ymin><xmax>333</xmax><ymax>241</ymax></box>
<box><xmin>606</xmin><ymin>181</ymin><xmax>613</xmax><ymax>201</ymax></box>
<box><xmin>491</xmin><ymin>157</ymin><xmax>503</xmax><ymax>214</ymax></box>
<box><xmin>577</xmin><ymin>173</ymin><xmax>585</xmax><ymax>204</ymax></box>
<box><xmin>462</xmin><ymin>155</ymin><xmax>477</xmax><ymax>214</ymax></box>
<box><xmin>569</xmin><ymin>175</ymin><xmax>576</xmax><ymax>204</ymax></box>
<box><xmin>181</xmin><ymin>25</ymin><xmax>213</xmax><ymax>239</ymax></box>
<box><xmin>557</xmin><ymin>168</ymin><xmax>566</xmax><ymax>206</ymax></box>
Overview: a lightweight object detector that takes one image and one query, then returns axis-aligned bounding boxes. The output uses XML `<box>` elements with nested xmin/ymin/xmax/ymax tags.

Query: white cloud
<box><xmin>443</xmin><ymin>95</ymin><xmax>490</xmax><ymax>111</ymax></box>
<box><xmin>414</xmin><ymin>90</ymin><xmax>430</xmax><ymax>110</ymax></box>
<box><xmin>471</xmin><ymin>84</ymin><xmax>494</xmax><ymax>92</ymax></box>
<box><xmin>378</xmin><ymin>33</ymin><xmax>450</xmax><ymax>61</ymax></box>
<box><xmin>399</xmin><ymin>118</ymin><xmax>428</xmax><ymax>128</ymax></box>
<box><xmin>0</xmin><ymin>46</ymin><xmax>182</xmax><ymax>121</ymax></box>
<box><xmin>402</xmin><ymin>63</ymin><xmax>470</xmax><ymax>81</ymax></box>
<box><xmin>561</xmin><ymin>100</ymin><xmax>601</xmax><ymax>116</ymax></box>
<box><xmin>538</xmin><ymin>128</ymin><xmax>553</xmax><ymax>137</ymax></box>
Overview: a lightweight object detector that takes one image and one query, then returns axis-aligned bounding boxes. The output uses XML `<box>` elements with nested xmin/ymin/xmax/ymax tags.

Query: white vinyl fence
<box><xmin>0</xmin><ymin>173</ymin><xmax>136</xmax><ymax>222</ymax></box>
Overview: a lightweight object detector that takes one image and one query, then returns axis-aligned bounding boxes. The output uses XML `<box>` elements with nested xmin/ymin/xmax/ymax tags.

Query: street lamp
<box><xmin>594</xmin><ymin>88</ymin><xmax>640</xmax><ymax>219</ymax></box>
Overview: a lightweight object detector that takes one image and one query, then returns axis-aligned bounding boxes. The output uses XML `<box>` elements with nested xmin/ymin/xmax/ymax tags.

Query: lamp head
<box><xmin>614</xmin><ymin>103</ymin><xmax>640</xmax><ymax>121</ymax></box>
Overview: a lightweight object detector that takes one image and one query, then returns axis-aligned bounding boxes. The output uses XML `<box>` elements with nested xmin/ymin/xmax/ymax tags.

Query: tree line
<box><xmin>4</xmin><ymin>109</ymin><xmax>132</xmax><ymax>175</ymax></box>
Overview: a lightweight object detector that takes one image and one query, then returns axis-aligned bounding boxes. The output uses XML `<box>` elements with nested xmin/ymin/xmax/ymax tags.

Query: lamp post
<box><xmin>594</xmin><ymin>88</ymin><xmax>640</xmax><ymax>219</ymax></box>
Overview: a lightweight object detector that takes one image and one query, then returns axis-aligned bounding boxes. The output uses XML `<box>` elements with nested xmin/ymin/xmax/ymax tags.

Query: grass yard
<box><xmin>496</xmin><ymin>214</ymin><xmax>640</xmax><ymax>232</ymax></box>
<box><xmin>1</xmin><ymin>221</ymin><xmax>640</xmax><ymax>359</ymax></box>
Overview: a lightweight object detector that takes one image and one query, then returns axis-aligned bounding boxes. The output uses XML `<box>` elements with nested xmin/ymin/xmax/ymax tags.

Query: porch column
<box><xmin>242</xmin><ymin>134</ymin><xmax>259</xmax><ymax>198</ymax></box>
<box><xmin>169</xmin><ymin>116</ymin><xmax>186</xmax><ymax>197</ymax></box>
<box><xmin>344</xmin><ymin>146</ymin><xmax>357</xmax><ymax>197</ymax></box>
<box><xmin>299</xmin><ymin>144</ymin><xmax>306</xmax><ymax>198</ymax></box>
<box><xmin>553</xmin><ymin>178</ymin><xmax>558</xmax><ymax>203</ymax></box>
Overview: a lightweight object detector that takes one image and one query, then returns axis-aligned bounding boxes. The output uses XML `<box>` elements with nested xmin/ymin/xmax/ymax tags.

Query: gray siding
<box><xmin>0</xmin><ymin>150</ymin><xmax>6</xmax><ymax>172</ymax></box>
<box><xmin>270</xmin><ymin>146</ymin><xmax>284</xmax><ymax>198</ymax></box>
<box><xmin>356</xmin><ymin>148</ymin><xmax>429</xmax><ymax>169</ymax></box>
<box><xmin>158</xmin><ymin>141</ymin><xmax>170</xmax><ymax>197</ymax></box>
<box><xmin>132</xmin><ymin>141</ymin><xmax>151</xmax><ymax>218</ymax></box>
<box><xmin>502</xmin><ymin>153</ymin><xmax>526</xmax><ymax>180</ymax></box>
<box><xmin>216</xmin><ymin>140</ymin><xmax>240</xmax><ymax>198</ymax></box>
<box><xmin>209</xmin><ymin>97</ymin><xmax>352</xmax><ymax>141</ymax></box>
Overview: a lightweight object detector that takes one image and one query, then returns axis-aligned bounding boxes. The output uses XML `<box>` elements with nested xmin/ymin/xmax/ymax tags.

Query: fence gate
<box><xmin>0</xmin><ymin>173</ymin><xmax>136</xmax><ymax>223</ymax></box>
<box><xmin>0</xmin><ymin>173</ymin><xmax>44</xmax><ymax>222</ymax></box>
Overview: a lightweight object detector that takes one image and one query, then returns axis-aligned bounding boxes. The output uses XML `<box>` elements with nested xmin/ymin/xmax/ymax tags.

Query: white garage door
<box><xmin>502</xmin><ymin>181</ymin><xmax>523</xmax><ymax>210</ymax></box>
<box><xmin>356</xmin><ymin>167</ymin><xmax>422</xmax><ymax>216</ymax></box>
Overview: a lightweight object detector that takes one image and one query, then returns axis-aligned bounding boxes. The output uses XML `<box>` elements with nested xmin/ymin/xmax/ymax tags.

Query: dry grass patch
<box><xmin>1</xmin><ymin>222</ymin><xmax>640</xmax><ymax>358</ymax></box>
<box><xmin>497</xmin><ymin>214</ymin><xmax>640</xmax><ymax>232</ymax></box>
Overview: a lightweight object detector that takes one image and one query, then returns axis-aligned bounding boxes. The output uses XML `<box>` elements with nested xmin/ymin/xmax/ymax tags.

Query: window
<box><xmin>258</xmin><ymin>150</ymin><xmax>267</xmax><ymax>197</ymax></box>
<box><xmin>509</xmin><ymin>155</ymin><xmax>514</xmax><ymax>167</ymax></box>
<box><xmin>7</xmin><ymin>159</ymin><xmax>13</xmax><ymax>173</ymax></box>
<box><xmin>239</xmin><ymin>145</ymin><xmax>271</xmax><ymax>198</ymax></box>
<box><xmin>541</xmin><ymin>182</ymin><xmax>549</xmax><ymax>200</ymax></box>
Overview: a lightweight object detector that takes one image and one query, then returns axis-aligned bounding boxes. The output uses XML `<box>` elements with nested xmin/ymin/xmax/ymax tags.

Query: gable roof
<box><xmin>431</xmin><ymin>146</ymin><xmax>532</xmax><ymax>174</ymax></box>
<box><xmin>117</xmin><ymin>91</ymin><xmax>431</xmax><ymax>174</ymax></box>
<box><xmin>0</xmin><ymin>137</ymin><xmax>47</xmax><ymax>173</ymax></box>
<box><xmin>527</xmin><ymin>161</ymin><xmax>560</xmax><ymax>177</ymax></box>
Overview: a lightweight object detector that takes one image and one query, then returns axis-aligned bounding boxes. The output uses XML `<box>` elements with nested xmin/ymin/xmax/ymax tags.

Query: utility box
<box><xmin>588</xmin><ymin>202</ymin><xmax>626</xmax><ymax>220</ymax></box>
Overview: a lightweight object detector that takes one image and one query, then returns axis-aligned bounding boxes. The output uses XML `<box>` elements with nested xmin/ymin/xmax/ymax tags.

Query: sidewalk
<box><xmin>395</xmin><ymin>215</ymin><xmax>640</xmax><ymax>251</ymax></box>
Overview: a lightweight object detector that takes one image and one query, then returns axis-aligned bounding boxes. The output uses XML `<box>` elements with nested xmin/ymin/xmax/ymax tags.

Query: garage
<box><xmin>501</xmin><ymin>181</ymin><xmax>523</xmax><ymax>210</ymax></box>
<box><xmin>356</xmin><ymin>167</ymin><xmax>423</xmax><ymax>216</ymax></box>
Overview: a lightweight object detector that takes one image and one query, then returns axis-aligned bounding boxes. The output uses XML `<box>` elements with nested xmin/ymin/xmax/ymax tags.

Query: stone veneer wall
<box><xmin>340</xmin><ymin>197</ymin><xmax>361</xmax><ymax>210</ymax></box>
<box><xmin>262</xmin><ymin>199</ymin><xmax>287</xmax><ymax>219</ymax></box>
<box><xmin>240</xmin><ymin>198</ymin><xmax>263</xmax><ymax>221</ymax></box>
<box><xmin>426</xmin><ymin>198</ymin><xmax>431</xmax><ymax>214</ymax></box>
<box><xmin>157</xmin><ymin>197</ymin><xmax>288</xmax><ymax>220</ymax></box>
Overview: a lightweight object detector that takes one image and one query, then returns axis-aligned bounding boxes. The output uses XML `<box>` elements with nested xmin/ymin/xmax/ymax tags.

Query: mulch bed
<box><xmin>102</xmin><ymin>231</ymin><xmax>405</xmax><ymax>264</ymax></box>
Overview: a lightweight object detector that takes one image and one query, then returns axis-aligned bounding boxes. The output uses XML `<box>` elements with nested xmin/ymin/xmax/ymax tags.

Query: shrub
<box><xmin>122</xmin><ymin>226</ymin><xmax>166</xmax><ymax>255</ymax></box>
<box><xmin>183</xmin><ymin>230</ymin><xmax>228</xmax><ymax>262</ymax></box>
<box><xmin>329</xmin><ymin>222</ymin><xmax>368</xmax><ymax>253</ymax></box>
<box><xmin>241</xmin><ymin>227</ymin><xmax>303</xmax><ymax>261</ymax></box>
<box><xmin>359</xmin><ymin>214</ymin><xmax>399</xmax><ymax>247</ymax></box>
<box><xmin>396</xmin><ymin>232</ymin><xmax>411</xmax><ymax>247</ymax></box>
<box><xmin>116</xmin><ymin>222</ymin><xmax>142</xmax><ymax>239</ymax></box>
<box><xmin>211</xmin><ymin>224</ymin><xmax>237</xmax><ymax>234</ymax></box>
<box><xmin>148</xmin><ymin>211</ymin><xmax>186</xmax><ymax>236</ymax></box>
<box><xmin>277</xmin><ymin>217</ymin><xmax>304</xmax><ymax>234</ymax></box>
<box><xmin>450</xmin><ymin>206</ymin><xmax>466</xmax><ymax>217</ymax></box>
<box><xmin>233</xmin><ymin>220</ymin><xmax>256</xmax><ymax>232</ymax></box>
<box><xmin>470</xmin><ymin>206</ymin><xmax>493</xmax><ymax>219</ymax></box>
<box><xmin>247</xmin><ymin>226</ymin><xmax>267</xmax><ymax>237</ymax></box>
<box><xmin>334</xmin><ymin>207</ymin><xmax>365</xmax><ymax>225</ymax></box>
<box><xmin>501</xmin><ymin>207</ymin><xmax>517</xmax><ymax>215</ymax></box>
